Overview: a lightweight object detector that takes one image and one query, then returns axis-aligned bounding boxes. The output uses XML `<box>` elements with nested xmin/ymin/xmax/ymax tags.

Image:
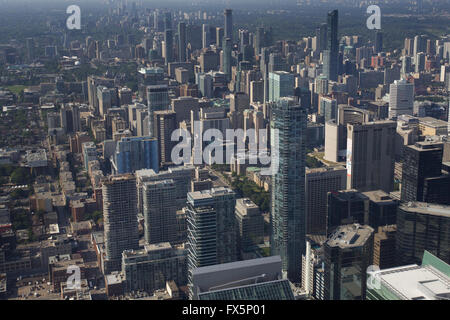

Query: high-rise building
<box><xmin>147</xmin><ymin>85</ymin><xmax>170</xmax><ymax>139</ymax></box>
<box><xmin>316</xmin><ymin>23</ymin><xmax>328</xmax><ymax>52</ymax></box>
<box><xmin>323</xmin><ymin>10</ymin><xmax>339</xmax><ymax>81</ymax></box>
<box><xmin>397</xmin><ymin>202</ymin><xmax>450</xmax><ymax>265</ymax></box>
<box><xmin>346</xmin><ymin>121</ymin><xmax>397</xmax><ymax>193</ymax></box>
<box><xmin>222</xmin><ymin>38</ymin><xmax>232</xmax><ymax>81</ymax></box>
<box><xmin>178</xmin><ymin>22</ymin><xmax>187</xmax><ymax>62</ymax></box>
<box><xmin>215</xmin><ymin>27</ymin><xmax>224</xmax><ymax>48</ymax></box>
<box><xmin>164</xmin><ymin>29</ymin><xmax>173</xmax><ymax>65</ymax></box>
<box><xmin>122</xmin><ymin>242</ymin><xmax>187</xmax><ymax>294</ymax></box>
<box><xmin>143</xmin><ymin>180</ymin><xmax>177</xmax><ymax>244</ymax></box>
<box><xmin>103</xmin><ymin>175</ymin><xmax>139</xmax><ymax>273</ymax></box>
<box><xmin>111</xmin><ymin>136</ymin><xmax>159</xmax><ymax>175</ymax></box>
<box><xmin>375</xmin><ymin>31</ymin><xmax>383</xmax><ymax>53</ymax></box>
<box><xmin>60</xmin><ymin>104</ymin><xmax>81</xmax><ymax>134</ymax></box>
<box><xmin>305</xmin><ymin>166</ymin><xmax>347</xmax><ymax>235</ymax></box>
<box><xmin>401</xmin><ymin>141</ymin><xmax>450</xmax><ymax>205</ymax></box>
<box><xmin>326</xmin><ymin>190</ymin><xmax>367</xmax><ymax>236</ymax></box>
<box><xmin>271</xmin><ymin>97</ymin><xmax>307</xmax><ymax>282</ymax></box>
<box><xmin>373</xmin><ymin>225</ymin><xmax>397</xmax><ymax>269</ymax></box>
<box><xmin>136</xmin><ymin>165</ymin><xmax>194</xmax><ymax>213</ymax></box>
<box><xmin>235</xmin><ymin>198</ymin><xmax>264</xmax><ymax>254</ymax></box>
<box><xmin>389</xmin><ymin>79</ymin><xmax>414</xmax><ymax>119</ymax></box>
<box><xmin>268</xmin><ymin>71</ymin><xmax>294</xmax><ymax>102</ymax></box>
<box><xmin>202</xmin><ymin>24</ymin><xmax>211</xmax><ymax>49</ymax></box>
<box><xmin>324</xmin><ymin>224</ymin><xmax>374</xmax><ymax>300</ymax></box>
<box><xmin>153</xmin><ymin>110</ymin><xmax>177</xmax><ymax>167</ymax></box>
<box><xmin>185</xmin><ymin>188</ymin><xmax>237</xmax><ymax>298</ymax></box>
<box><xmin>224</xmin><ymin>9</ymin><xmax>233</xmax><ymax>43</ymax></box>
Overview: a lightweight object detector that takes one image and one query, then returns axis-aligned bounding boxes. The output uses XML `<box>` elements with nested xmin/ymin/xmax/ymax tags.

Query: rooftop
<box><xmin>374</xmin><ymin>264</ymin><xmax>450</xmax><ymax>300</ymax></box>
<box><xmin>399</xmin><ymin>202</ymin><xmax>450</xmax><ymax>218</ymax></box>
<box><xmin>326</xmin><ymin>224</ymin><xmax>374</xmax><ymax>248</ymax></box>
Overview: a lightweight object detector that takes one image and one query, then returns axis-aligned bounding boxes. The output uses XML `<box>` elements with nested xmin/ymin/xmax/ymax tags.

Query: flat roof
<box><xmin>375</xmin><ymin>264</ymin><xmax>450</xmax><ymax>300</ymax></box>
<box><xmin>399</xmin><ymin>202</ymin><xmax>450</xmax><ymax>218</ymax></box>
<box><xmin>326</xmin><ymin>224</ymin><xmax>374</xmax><ymax>248</ymax></box>
<box><xmin>193</xmin><ymin>256</ymin><xmax>281</xmax><ymax>277</ymax></box>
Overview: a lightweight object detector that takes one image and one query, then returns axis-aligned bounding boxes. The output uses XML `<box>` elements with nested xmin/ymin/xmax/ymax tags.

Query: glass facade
<box><xmin>396</xmin><ymin>205</ymin><xmax>450</xmax><ymax>265</ymax></box>
<box><xmin>270</xmin><ymin>97</ymin><xmax>307</xmax><ymax>283</ymax></box>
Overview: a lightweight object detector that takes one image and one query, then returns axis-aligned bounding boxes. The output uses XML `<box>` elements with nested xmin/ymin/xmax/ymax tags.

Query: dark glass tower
<box><xmin>164</xmin><ymin>29</ymin><xmax>173</xmax><ymax>65</ymax></box>
<box><xmin>375</xmin><ymin>31</ymin><xmax>383</xmax><ymax>53</ymax></box>
<box><xmin>270</xmin><ymin>97</ymin><xmax>307</xmax><ymax>283</ymax></box>
<box><xmin>178</xmin><ymin>22</ymin><xmax>187</xmax><ymax>62</ymax></box>
<box><xmin>224</xmin><ymin>9</ymin><xmax>233</xmax><ymax>43</ymax></box>
<box><xmin>324</xmin><ymin>10</ymin><xmax>339</xmax><ymax>81</ymax></box>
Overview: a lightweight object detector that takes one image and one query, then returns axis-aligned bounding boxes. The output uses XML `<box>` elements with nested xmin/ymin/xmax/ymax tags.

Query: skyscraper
<box><xmin>397</xmin><ymin>202</ymin><xmax>450</xmax><ymax>265</ymax></box>
<box><xmin>143</xmin><ymin>179</ymin><xmax>177</xmax><ymax>244</ymax></box>
<box><xmin>324</xmin><ymin>10</ymin><xmax>339</xmax><ymax>81</ymax></box>
<box><xmin>375</xmin><ymin>31</ymin><xmax>383</xmax><ymax>53</ymax></box>
<box><xmin>346</xmin><ymin>121</ymin><xmax>397</xmax><ymax>193</ymax></box>
<box><xmin>222</xmin><ymin>38</ymin><xmax>232</xmax><ymax>81</ymax></box>
<box><xmin>389</xmin><ymin>79</ymin><xmax>414</xmax><ymax>118</ymax></box>
<box><xmin>268</xmin><ymin>71</ymin><xmax>295</xmax><ymax>102</ymax></box>
<box><xmin>178</xmin><ymin>22</ymin><xmax>187</xmax><ymax>62</ymax></box>
<box><xmin>111</xmin><ymin>136</ymin><xmax>159</xmax><ymax>175</ymax></box>
<box><xmin>305</xmin><ymin>166</ymin><xmax>347</xmax><ymax>235</ymax></box>
<box><xmin>316</xmin><ymin>23</ymin><xmax>327</xmax><ymax>52</ymax></box>
<box><xmin>271</xmin><ymin>97</ymin><xmax>307</xmax><ymax>282</ymax></box>
<box><xmin>186</xmin><ymin>188</ymin><xmax>237</xmax><ymax>298</ymax></box>
<box><xmin>147</xmin><ymin>85</ymin><xmax>170</xmax><ymax>139</ymax></box>
<box><xmin>224</xmin><ymin>9</ymin><xmax>233</xmax><ymax>43</ymax></box>
<box><xmin>324</xmin><ymin>224</ymin><xmax>374</xmax><ymax>300</ymax></box>
<box><xmin>202</xmin><ymin>24</ymin><xmax>211</xmax><ymax>49</ymax></box>
<box><xmin>164</xmin><ymin>29</ymin><xmax>173</xmax><ymax>65</ymax></box>
<box><xmin>401</xmin><ymin>141</ymin><xmax>450</xmax><ymax>205</ymax></box>
<box><xmin>103</xmin><ymin>174</ymin><xmax>139</xmax><ymax>273</ymax></box>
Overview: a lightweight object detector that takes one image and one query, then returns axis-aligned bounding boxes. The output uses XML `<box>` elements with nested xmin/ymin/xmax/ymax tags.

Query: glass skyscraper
<box><xmin>112</xmin><ymin>136</ymin><xmax>159</xmax><ymax>174</ymax></box>
<box><xmin>185</xmin><ymin>188</ymin><xmax>237</xmax><ymax>298</ymax></box>
<box><xmin>323</xmin><ymin>10</ymin><xmax>339</xmax><ymax>81</ymax></box>
<box><xmin>268</xmin><ymin>71</ymin><xmax>295</xmax><ymax>102</ymax></box>
<box><xmin>270</xmin><ymin>97</ymin><xmax>307</xmax><ymax>283</ymax></box>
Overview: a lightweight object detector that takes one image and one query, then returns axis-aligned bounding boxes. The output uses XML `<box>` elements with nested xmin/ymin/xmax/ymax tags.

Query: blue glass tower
<box><xmin>270</xmin><ymin>97</ymin><xmax>307</xmax><ymax>283</ymax></box>
<box><xmin>112</xmin><ymin>136</ymin><xmax>159</xmax><ymax>174</ymax></box>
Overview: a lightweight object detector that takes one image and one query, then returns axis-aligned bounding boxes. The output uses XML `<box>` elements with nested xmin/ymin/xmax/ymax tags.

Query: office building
<box><xmin>389</xmin><ymin>79</ymin><xmax>414</xmax><ymax>118</ymax></box>
<box><xmin>103</xmin><ymin>175</ymin><xmax>140</xmax><ymax>273</ymax></box>
<box><xmin>401</xmin><ymin>141</ymin><xmax>450</xmax><ymax>205</ymax></box>
<box><xmin>373</xmin><ymin>225</ymin><xmax>397</xmax><ymax>270</ymax></box>
<box><xmin>224</xmin><ymin>9</ymin><xmax>233</xmax><ymax>42</ymax></box>
<box><xmin>235</xmin><ymin>198</ymin><xmax>264</xmax><ymax>253</ymax></box>
<box><xmin>153</xmin><ymin>110</ymin><xmax>177</xmax><ymax>167</ymax></box>
<box><xmin>268</xmin><ymin>71</ymin><xmax>294</xmax><ymax>102</ymax></box>
<box><xmin>178</xmin><ymin>22</ymin><xmax>187</xmax><ymax>62</ymax></box>
<box><xmin>122</xmin><ymin>242</ymin><xmax>187</xmax><ymax>294</ymax></box>
<box><xmin>397</xmin><ymin>202</ymin><xmax>450</xmax><ymax>265</ymax></box>
<box><xmin>111</xmin><ymin>136</ymin><xmax>159</xmax><ymax>175</ymax></box>
<box><xmin>222</xmin><ymin>38</ymin><xmax>232</xmax><ymax>81</ymax></box>
<box><xmin>326</xmin><ymin>190</ymin><xmax>368</xmax><ymax>236</ymax></box>
<box><xmin>185</xmin><ymin>188</ymin><xmax>237</xmax><ymax>298</ymax></box>
<box><xmin>324</xmin><ymin>224</ymin><xmax>374</xmax><ymax>300</ymax></box>
<box><xmin>143</xmin><ymin>180</ymin><xmax>177</xmax><ymax>244</ymax></box>
<box><xmin>323</xmin><ymin>10</ymin><xmax>339</xmax><ymax>81</ymax></box>
<box><xmin>305</xmin><ymin>166</ymin><xmax>347</xmax><ymax>235</ymax></box>
<box><xmin>147</xmin><ymin>85</ymin><xmax>170</xmax><ymax>138</ymax></box>
<box><xmin>164</xmin><ymin>29</ymin><xmax>173</xmax><ymax>65</ymax></box>
<box><xmin>271</xmin><ymin>97</ymin><xmax>307</xmax><ymax>282</ymax></box>
<box><xmin>346</xmin><ymin>121</ymin><xmax>397</xmax><ymax>193</ymax></box>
